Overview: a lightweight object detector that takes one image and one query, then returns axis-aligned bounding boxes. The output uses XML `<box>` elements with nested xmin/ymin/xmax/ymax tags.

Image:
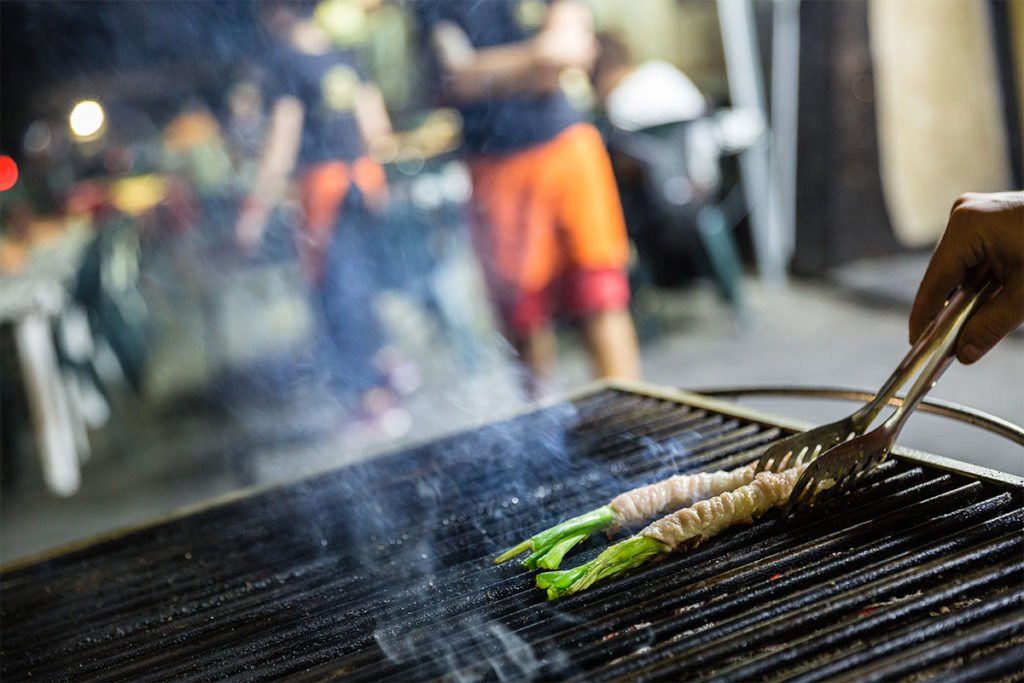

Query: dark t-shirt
<box><xmin>265</xmin><ymin>44</ymin><xmax>367</xmax><ymax>165</ymax></box>
<box><xmin>414</xmin><ymin>0</ymin><xmax>580</xmax><ymax>154</ymax></box>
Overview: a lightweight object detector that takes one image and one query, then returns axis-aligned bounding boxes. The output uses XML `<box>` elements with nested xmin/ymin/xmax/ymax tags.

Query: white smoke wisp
<box><xmin>362</xmin><ymin>404</ymin><xmax>597</xmax><ymax>681</ymax></box>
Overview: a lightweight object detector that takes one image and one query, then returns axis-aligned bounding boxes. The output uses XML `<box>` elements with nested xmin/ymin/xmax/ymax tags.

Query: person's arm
<box><xmin>235</xmin><ymin>95</ymin><xmax>304</xmax><ymax>251</ymax></box>
<box><xmin>352</xmin><ymin>83</ymin><xmax>392</xmax><ymax>212</ymax></box>
<box><xmin>430</xmin><ymin>0</ymin><xmax>596</xmax><ymax>103</ymax></box>
<box><xmin>354</xmin><ymin>83</ymin><xmax>393</xmax><ymax>148</ymax></box>
<box><xmin>909</xmin><ymin>191</ymin><xmax>1024</xmax><ymax>364</ymax></box>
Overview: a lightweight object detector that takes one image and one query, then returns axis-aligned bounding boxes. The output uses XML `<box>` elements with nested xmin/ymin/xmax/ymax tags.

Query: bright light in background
<box><xmin>0</xmin><ymin>155</ymin><xmax>18</xmax><ymax>191</ymax></box>
<box><xmin>69</xmin><ymin>100</ymin><xmax>105</xmax><ymax>139</ymax></box>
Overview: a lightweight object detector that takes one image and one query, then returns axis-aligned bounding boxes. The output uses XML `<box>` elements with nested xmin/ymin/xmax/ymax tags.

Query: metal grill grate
<box><xmin>2</xmin><ymin>384</ymin><xmax>1022</xmax><ymax>681</ymax></box>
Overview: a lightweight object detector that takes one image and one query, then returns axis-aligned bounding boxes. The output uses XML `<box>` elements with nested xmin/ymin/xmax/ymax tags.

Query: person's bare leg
<box><xmin>579</xmin><ymin>308</ymin><xmax>641</xmax><ymax>380</ymax></box>
<box><xmin>514</xmin><ymin>324</ymin><xmax>559</xmax><ymax>398</ymax></box>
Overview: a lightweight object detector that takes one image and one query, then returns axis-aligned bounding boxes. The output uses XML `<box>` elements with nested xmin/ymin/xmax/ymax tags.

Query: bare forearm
<box><xmin>435</xmin><ymin>26</ymin><xmax>555</xmax><ymax>101</ymax></box>
<box><xmin>236</xmin><ymin>97</ymin><xmax>303</xmax><ymax>250</ymax></box>
<box><xmin>433</xmin><ymin>0</ymin><xmax>596</xmax><ymax>103</ymax></box>
<box><xmin>467</xmin><ymin>45</ymin><xmax>561</xmax><ymax>98</ymax></box>
<box><xmin>355</xmin><ymin>84</ymin><xmax>393</xmax><ymax>148</ymax></box>
<box><xmin>249</xmin><ymin>97</ymin><xmax>304</xmax><ymax>205</ymax></box>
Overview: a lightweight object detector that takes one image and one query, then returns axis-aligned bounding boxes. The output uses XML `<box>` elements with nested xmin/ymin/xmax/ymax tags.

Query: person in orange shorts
<box><xmin>415</xmin><ymin>0</ymin><xmax>641</xmax><ymax>395</ymax></box>
<box><xmin>236</xmin><ymin>0</ymin><xmax>410</xmax><ymax>436</ymax></box>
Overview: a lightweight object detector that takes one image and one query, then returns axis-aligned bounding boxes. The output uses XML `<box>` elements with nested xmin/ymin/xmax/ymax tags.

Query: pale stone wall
<box><xmin>870</xmin><ymin>0</ymin><xmax>1012</xmax><ymax>247</ymax></box>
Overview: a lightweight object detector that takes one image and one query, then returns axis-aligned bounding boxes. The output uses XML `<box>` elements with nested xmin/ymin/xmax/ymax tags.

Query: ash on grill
<box><xmin>2</xmin><ymin>384</ymin><xmax>1021</xmax><ymax>682</ymax></box>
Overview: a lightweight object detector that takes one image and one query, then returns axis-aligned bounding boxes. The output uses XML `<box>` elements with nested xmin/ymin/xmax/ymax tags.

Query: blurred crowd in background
<box><xmin>1</xmin><ymin>0</ymin><xmax>751</xmax><ymax>494</ymax></box>
<box><xmin>0</xmin><ymin>0</ymin><xmax>1020</xmax><ymax>506</ymax></box>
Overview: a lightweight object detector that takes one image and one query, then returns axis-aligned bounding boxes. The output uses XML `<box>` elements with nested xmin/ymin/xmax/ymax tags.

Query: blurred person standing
<box><xmin>414</xmin><ymin>0</ymin><xmax>641</xmax><ymax>396</ymax></box>
<box><xmin>235</xmin><ymin>0</ymin><xmax>409</xmax><ymax>437</ymax></box>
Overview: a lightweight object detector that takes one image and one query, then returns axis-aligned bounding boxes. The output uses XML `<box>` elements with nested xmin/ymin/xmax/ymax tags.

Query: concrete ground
<box><xmin>2</xmin><ymin>258</ymin><xmax>1022</xmax><ymax>564</ymax></box>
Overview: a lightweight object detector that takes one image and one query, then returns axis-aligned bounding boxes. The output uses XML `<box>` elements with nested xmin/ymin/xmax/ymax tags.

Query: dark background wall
<box><xmin>792</xmin><ymin>0</ymin><xmax>902</xmax><ymax>277</ymax></box>
<box><xmin>1</xmin><ymin>1</ymin><xmax>263</xmax><ymax>155</ymax></box>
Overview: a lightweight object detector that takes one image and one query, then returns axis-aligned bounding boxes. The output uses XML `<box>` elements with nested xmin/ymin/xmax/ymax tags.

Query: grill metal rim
<box><xmin>597</xmin><ymin>379</ymin><xmax>1024</xmax><ymax>489</ymax></box>
<box><xmin>694</xmin><ymin>384</ymin><xmax>1024</xmax><ymax>445</ymax></box>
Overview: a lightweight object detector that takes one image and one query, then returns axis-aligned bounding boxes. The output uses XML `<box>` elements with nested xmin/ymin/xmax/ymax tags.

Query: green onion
<box><xmin>494</xmin><ymin>505</ymin><xmax>615</xmax><ymax>569</ymax></box>
<box><xmin>536</xmin><ymin>535</ymin><xmax>667</xmax><ymax>599</ymax></box>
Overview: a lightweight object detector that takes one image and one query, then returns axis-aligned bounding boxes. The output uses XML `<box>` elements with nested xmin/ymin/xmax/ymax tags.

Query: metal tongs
<box><xmin>752</xmin><ymin>273</ymin><xmax>994</xmax><ymax>514</ymax></box>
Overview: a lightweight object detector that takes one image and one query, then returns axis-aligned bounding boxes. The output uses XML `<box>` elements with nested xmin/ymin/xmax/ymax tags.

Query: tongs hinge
<box><xmin>779</xmin><ymin>275</ymin><xmax>994</xmax><ymax>515</ymax></box>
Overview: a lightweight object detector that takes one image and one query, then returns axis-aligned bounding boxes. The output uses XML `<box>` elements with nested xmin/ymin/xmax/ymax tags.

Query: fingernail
<box><xmin>961</xmin><ymin>344</ymin><xmax>980</xmax><ymax>363</ymax></box>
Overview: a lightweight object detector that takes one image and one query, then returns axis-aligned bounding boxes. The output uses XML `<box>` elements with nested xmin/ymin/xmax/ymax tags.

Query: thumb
<box><xmin>956</xmin><ymin>279</ymin><xmax>1024</xmax><ymax>364</ymax></box>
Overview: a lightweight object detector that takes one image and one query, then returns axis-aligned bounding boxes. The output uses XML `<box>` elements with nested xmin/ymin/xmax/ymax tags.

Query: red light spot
<box><xmin>0</xmin><ymin>155</ymin><xmax>18</xmax><ymax>192</ymax></box>
<box><xmin>769</xmin><ymin>573</ymin><xmax>783</xmax><ymax>581</ymax></box>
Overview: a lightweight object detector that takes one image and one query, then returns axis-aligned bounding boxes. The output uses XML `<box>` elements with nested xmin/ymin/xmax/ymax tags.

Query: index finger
<box><xmin>908</xmin><ymin>203</ymin><xmax>986</xmax><ymax>343</ymax></box>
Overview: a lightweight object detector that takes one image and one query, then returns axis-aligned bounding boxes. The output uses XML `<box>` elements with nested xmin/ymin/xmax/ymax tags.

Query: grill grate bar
<box><xmin>346</xmin><ymin>489</ymin><xmax>1016</xmax><ymax>683</ymax></box>
<box><xmin>244</xmin><ymin>466</ymin><xmax>946</xmax><ymax>677</ymax></box>
<box><xmin>811</xmin><ymin>600</ymin><xmax>1024</xmax><ymax>683</ymax></box>
<box><xmin>575</xmin><ymin>405</ymin><xmax>715</xmax><ymax>451</ymax></box>
<box><xmin>2</xmin><ymin>387</ymin><xmax>1020</xmax><ymax>682</ymax></box>
<box><xmin>1</xmin><ymin>405</ymin><xmax>755</xmax><ymax>604</ymax></box>
<box><xmin>578</xmin><ymin>418</ymin><xmax>754</xmax><ymax>476</ymax></box>
<box><xmin>1</xmin><ymin>534</ymin><xmax>334</xmax><ymax>640</ymax></box>
<box><xmin>2</xmin><ymin>402</ymin><xmax>602</xmax><ymax>585</ymax></box>
<box><xmin>570</xmin><ymin>395</ymin><xmax>692</xmax><ymax>438</ymax></box>
<box><xmin>4</xmin><ymin>418</ymin><xmax>778</xmax><ymax>662</ymax></box>
<box><xmin>916</xmin><ymin>641</ymin><xmax>1024</xmax><ymax>683</ymax></box>
<box><xmin>88</xmin><ymin>423</ymin><xmax>774</xmax><ymax>671</ymax></box>
<box><xmin>276</xmin><ymin>475</ymin><xmax>988</xmax><ymax>681</ymax></box>
<box><xmin>6</xmin><ymin>444</ymin><xmax>774</xmax><ymax>679</ymax></box>
<box><xmin>2</xmin><ymin>475</ymin><xmax>1007</xmax><ymax>683</ymax></box>
<box><xmin>625</xmin><ymin>542</ymin><xmax>1024</xmax><ymax>682</ymax></box>
<box><xmin>6</xmin><ymin>557</ymin><xmax>363</xmax><ymax>676</ymax></box>
<box><xmin>79</xmin><ymin>465</ymin><xmax>934</xmax><ymax>680</ymax></box>
<box><xmin>538</xmin><ymin>464</ymin><xmax>953</xmax><ymax>620</ymax></box>
<box><xmin>550</xmin><ymin>499</ymin><xmax>1023</xmax><ymax>676</ymax></box>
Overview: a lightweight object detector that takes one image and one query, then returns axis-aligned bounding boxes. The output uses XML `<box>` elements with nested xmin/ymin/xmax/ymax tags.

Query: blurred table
<box><xmin>1</xmin><ymin>231</ymin><xmax>94</xmax><ymax>496</ymax></box>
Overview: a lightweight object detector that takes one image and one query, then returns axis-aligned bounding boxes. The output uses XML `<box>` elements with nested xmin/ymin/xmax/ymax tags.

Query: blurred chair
<box><xmin>603</xmin><ymin>109</ymin><xmax>762</xmax><ymax>312</ymax></box>
<box><xmin>1</xmin><ymin>268</ymin><xmax>107</xmax><ymax>496</ymax></box>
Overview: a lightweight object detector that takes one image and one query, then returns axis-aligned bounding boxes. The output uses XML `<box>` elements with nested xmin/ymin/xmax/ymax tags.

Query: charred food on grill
<box><xmin>536</xmin><ymin>466</ymin><xmax>806</xmax><ymax>599</ymax></box>
<box><xmin>495</xmin><ymin>464</ymin><xmax>757</xmax><ymax>569</ymax></box>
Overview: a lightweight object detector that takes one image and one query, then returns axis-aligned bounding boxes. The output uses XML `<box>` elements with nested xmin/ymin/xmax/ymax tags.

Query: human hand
<box><xmin>532</xmin><ymin>26</ymin><xmax>597</xmax><ymax>78</ymax></box>
<box><xmin>909</xmin><ymin>191</ymin><xmax>1024</xmax><ymax>364</ymax></box>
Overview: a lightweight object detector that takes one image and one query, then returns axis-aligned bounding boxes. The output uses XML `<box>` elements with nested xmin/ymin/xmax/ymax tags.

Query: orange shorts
<box><xmin>300</xmin><ymin>156</ymin><xmax>387</xmax><ymax>283</ymax></box>
<box><xmin>468</xmin><ymin>123</ymin><xmax>631</xmax><ymax>336</ymax></box>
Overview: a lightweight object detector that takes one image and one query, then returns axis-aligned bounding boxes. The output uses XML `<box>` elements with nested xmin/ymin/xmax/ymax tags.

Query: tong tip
<box><xmin>781</xmin><ymin>473</ymin><xmax>816</xmax><ymax>517</ymax></box>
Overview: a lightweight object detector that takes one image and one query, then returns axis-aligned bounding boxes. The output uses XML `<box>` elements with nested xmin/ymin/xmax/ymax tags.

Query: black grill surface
<box><xmin>2</xmin><ymin>386</ymin><xmax>1022</xmax><ymax>681</ymax></box>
